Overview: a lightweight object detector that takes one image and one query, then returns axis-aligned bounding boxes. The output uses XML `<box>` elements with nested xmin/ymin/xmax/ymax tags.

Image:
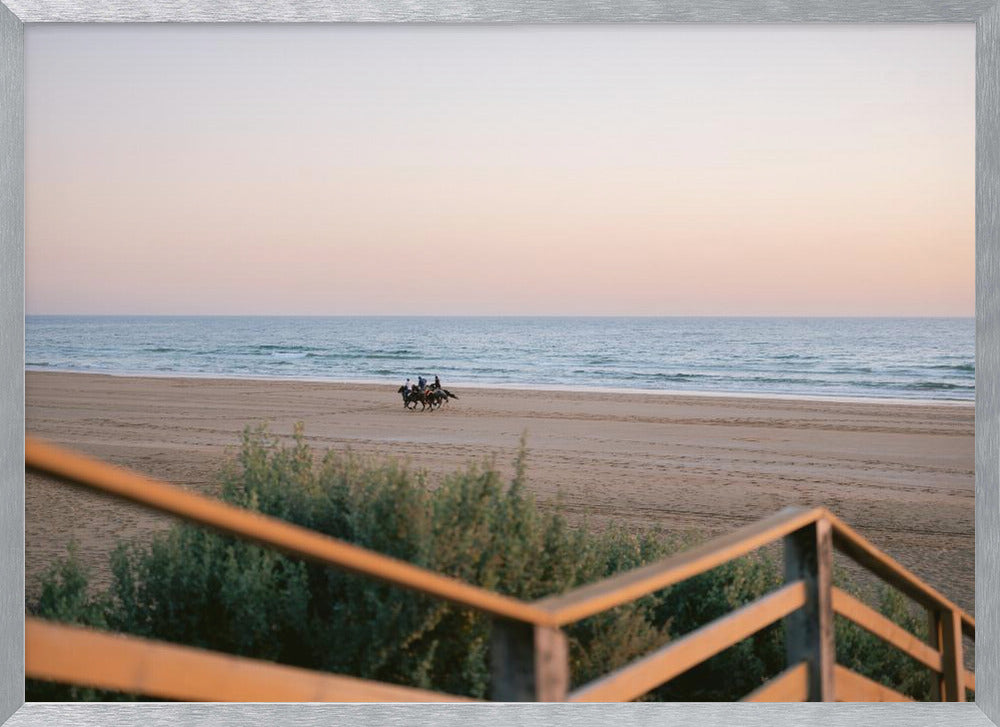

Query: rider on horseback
<box><xmin>399</xmin><ymin>374</ymin><xmax>458</xmax><ymax>410</ymax></box>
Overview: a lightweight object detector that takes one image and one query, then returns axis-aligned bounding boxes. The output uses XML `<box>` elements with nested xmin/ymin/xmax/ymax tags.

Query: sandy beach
<box><xmin>26</xmin><ymin>370</ymin><xmax>974</xmax><ymax>618</ymax></box>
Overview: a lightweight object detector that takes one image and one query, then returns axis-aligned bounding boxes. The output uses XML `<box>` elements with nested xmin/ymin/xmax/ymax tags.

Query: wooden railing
<box><xmin>24</xmin><ymin>435</ymin><xmax>975</xmax><ymax>703</ymax></box>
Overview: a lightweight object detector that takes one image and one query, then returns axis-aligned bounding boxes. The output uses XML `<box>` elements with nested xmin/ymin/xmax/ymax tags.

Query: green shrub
<box><xmin>27</xmin><ymin>424</ymin><xmax>938</xmax><ymax>701</ymax></box>
<box><xmin>650</xmin><ymin>556</ymin><xmax>786</xmax><ymax>701</ymax></box>
<box><xmin>26</xmin><ymin>547</ymin><xmax>141</xmax><ymax>702</ymax></box>
<box><xmin>834</xmin><ymin>586</ymin><xmax>933</xmax><ymax>701</ymax></box>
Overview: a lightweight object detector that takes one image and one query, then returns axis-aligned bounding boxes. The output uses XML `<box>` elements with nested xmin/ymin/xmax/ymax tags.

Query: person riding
<box><xmin>404</xmin><ymin>378</ymin><xmax>412</xmax><ymax>394</ymax></box>
<box><xmin>417</xmin><ymin>375</ymin><xmax>427</xmax><ymax>391</ymax></box>
<box><xmin>433</xmin><ymin>375</ymin><xmax>441</xmax><ymax>390</ymax></box>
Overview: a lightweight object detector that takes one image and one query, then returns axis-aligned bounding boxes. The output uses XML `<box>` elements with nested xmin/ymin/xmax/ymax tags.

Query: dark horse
<box><xmin>427</xmin><ymin>385</ymin><xmax>458</xmax><ymax>407</ymax></box>
<box><xmin>397</xmin><ymin>386</ymin><xmax>427</xmax><ymax>410</ymax></box>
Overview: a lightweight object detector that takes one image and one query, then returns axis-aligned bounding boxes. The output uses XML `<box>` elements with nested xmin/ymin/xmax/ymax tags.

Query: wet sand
<box><xmin>26</xmin><ymin>371</ymin><xmax>974</xmax><ymax>619</ymax></box>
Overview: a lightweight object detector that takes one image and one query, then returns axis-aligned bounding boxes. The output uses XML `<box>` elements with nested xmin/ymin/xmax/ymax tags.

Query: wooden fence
<box><xmin>24</xmin><ymin>435</ymin><xmax>975</xmax><ymax>702</ymax></box>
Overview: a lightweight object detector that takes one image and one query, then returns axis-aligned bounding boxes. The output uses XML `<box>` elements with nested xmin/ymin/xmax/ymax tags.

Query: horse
<box><xmin>397</xmin><ymin>386</ymin><xmax>424</xmax><ymax>410</ymax></box>
<box><xmin>426</xmin><ymin>387</ymin><xmax>458</xmax><ymax>408</ymax></box>
<box><xmin>424</xmin><ymin>389</ymin><xmax>446</xmax><ymax>409</ymax></box>
<box><xmin>428</xmin><ymin>383</ymin><xmax>458</xmax><ymax>401</ymax></box>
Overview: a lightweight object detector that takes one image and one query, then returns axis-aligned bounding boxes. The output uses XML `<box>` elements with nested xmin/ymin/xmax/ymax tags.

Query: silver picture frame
<box><xmin>1</xmin><ymin>3</ymin><xmax>997</xmax><ymax>726</ymax></box>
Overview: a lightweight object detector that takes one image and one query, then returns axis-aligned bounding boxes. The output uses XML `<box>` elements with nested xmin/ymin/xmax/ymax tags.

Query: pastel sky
<box><xmin>25</xmin><ymin>24</ymin><xmax>974</xmax><ymax>316</ymax></box>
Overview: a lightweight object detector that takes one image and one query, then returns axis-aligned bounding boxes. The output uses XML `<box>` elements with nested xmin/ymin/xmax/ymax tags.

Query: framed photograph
<box><xmin>2</xmin><ymin>3</ymin><xmax>999</xmax><ymax>727</ymax></box>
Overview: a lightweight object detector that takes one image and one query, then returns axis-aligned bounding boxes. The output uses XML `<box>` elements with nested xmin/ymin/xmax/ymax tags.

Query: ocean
<box><xmin>25</xmin><ymin>316</ymin><xmax>975</xmax><ymax>402</ymax></box>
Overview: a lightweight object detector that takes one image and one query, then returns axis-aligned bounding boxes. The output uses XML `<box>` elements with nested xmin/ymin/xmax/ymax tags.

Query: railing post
<box><xmin>927</xmin><ymin>609</ymin><xmax>944</xmax><ymax>700</ymax></box>
<box><xmin>783</xmin><ymin>517</ymin><xmax>835</xmax><ymax>701</ymax></box>
<box><xmin>940</xmin><ymin>607</ymin><xmax>966</xmax><ymax>701</ymax></box>
<box><xmin>490</xmin><ymin>619</ymin><xmax>568</xmax><ymax>701</ymax></box>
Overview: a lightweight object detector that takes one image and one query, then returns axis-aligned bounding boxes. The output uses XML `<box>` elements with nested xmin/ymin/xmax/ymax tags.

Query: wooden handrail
<box><xmin>26</xmin><ymin>617</ymin><xmax>476</xmax><ymax>702</ymax></box>
<box><xmin>825</xmin><ymin>510</ymin><xmax>973</xmax><ymax>624</ymax></box>
<box><xmin>537</xmin><ymin>506</ymin><xmax>823</xmax><ymax>626</ymax></box>
<box><xmin>834</xmin><ymin>664</ymin><xmax>913</xmax><ymax>702</ymax></box>
<box><xmin>25</xmin><ymin>436</ymin><xmax>555</xmax><ymax>627</ymax></box>
<box><xmin>742</xmin><ymin>662</ymin><xmax>809</xmax><ymax>702</ymax></box>
<box><xmin>831</xmin><ymin>587</ymin><xmax>943</xmax><ymax>673</ymax></box>
<box><xmin>568</xmin><ymin>581</ymin><xmax>807</xmax><ymax>702</ymax></box>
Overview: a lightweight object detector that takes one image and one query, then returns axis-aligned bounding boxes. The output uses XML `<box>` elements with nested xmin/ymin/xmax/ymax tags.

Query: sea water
<box><xmin>25</xmin><ymin>316</ymin><xmax>974</xmax><ymax>402</ymax></box>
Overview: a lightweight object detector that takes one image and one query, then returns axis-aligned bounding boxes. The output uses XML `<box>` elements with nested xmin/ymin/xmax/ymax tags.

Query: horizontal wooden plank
<box><xmin>538</xmin><ymin>507</ymin><xmax>822</xmax><ymax>626</ymax></box>
<box><xmin>834</xmin><ymin>664</ymin><xmax>913</xmax><ymax>702</ymax></box>
<box><xmin>826</xmin><ymin>511</ymin><xmax>974</xmax><ymax>628</ymax></box>
<box><xmin>569</xmin><ymin>581</ymin><xmax>807</xmax><ymax>702</ymax></box>
<box><xmin>26</xmin><ymin>617</ymin><xmax>475</xmax><ymax>702</ymax></box>
<box><xmin>966</xmin><ymin>669</ymin><xmax>976</xmax><ymax>692</ymax></box>
<box><xmin>831</xmin><ymin>587</ymin><xmax>943</xmax><ymax>673</ymax></box>
<box><xmin>742</xmin><ymin>662</ymin><xmax>809</xmax><ymax>702</ymax></box>
<box><xmin>25</xmin><ymin>436</ymin><xmax>554</xmax><ymax>627</ymax></box>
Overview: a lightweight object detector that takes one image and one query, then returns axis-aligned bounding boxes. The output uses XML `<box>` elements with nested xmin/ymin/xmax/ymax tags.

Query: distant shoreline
<box><xmin>24</xmin><ymin>367</ymin><xmax>975</xmax><ymax>408</ymax></box>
